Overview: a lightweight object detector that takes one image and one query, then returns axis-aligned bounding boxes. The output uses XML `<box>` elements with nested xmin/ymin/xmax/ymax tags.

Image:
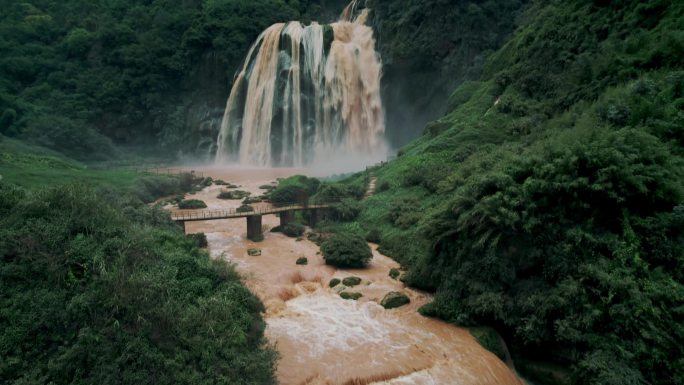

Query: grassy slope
<box><xmin>0</xmin><ymin>137</ymin><xmax>142</xmax><ymax>188</ymax></box>
<box><xmin>0</xmin><ymin>138</ymin><xmax>277</xmax><ymax>384</ymax></box>
<box><xmin>341</xmin><ymin>1</ymin><xmax>684</xmax><ymax>384</ymax></box>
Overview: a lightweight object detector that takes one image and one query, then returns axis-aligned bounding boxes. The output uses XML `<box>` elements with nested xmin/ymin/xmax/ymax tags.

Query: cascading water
<box><xmin>215</xmin><ymin>2</ymin><xmax>386</xmax><ymax>167</ymax></box>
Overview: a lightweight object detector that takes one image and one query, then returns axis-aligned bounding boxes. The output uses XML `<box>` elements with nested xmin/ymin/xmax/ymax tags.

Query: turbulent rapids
<box><xmin>215</xmin><ymin>2</ymin><xmax>386</xmax><ymax>167</ymax></box>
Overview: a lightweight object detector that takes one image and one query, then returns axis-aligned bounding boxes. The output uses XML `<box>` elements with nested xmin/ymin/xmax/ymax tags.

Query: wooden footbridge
<box><xmin>171</xmin><ymin>201</ymin><xmax>332</xmax><ymax>240</ymax></box>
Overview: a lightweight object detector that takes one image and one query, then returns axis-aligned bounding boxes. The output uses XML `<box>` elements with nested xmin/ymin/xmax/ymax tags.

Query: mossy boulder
<box><xmin>342</xmin><ymin>276</ymin><xmax>362</xmax><ymax>287</ymax></box>
<box><xmin>340</xmin><ymin>291</ymin><xmax>362</xmax><ymax>301</ymax></box>
<box><xmin>381</xmin><ymin>292</ymin><xmax>410</xmax><ymax>309</ymax></box>
<box><xmin>217</xmin><ymin>190</ymin><xmax>251</xmax><ymax>200</ymax></box>
<box><xmin>329</xmin><ymin>278</ymin><xmax>341</xmax><ymax>288</ymax></box>
<box><xmin>178</xmin><ymin>199</ymin><xmax>207</xmax><ymax>209</ymax></box>
<box><xmin>247</xmin><ymin>248</ymin><xmax>261</xmax><ymax>256</ymax></box>
<box><xmin>296</xmin><ymin>257</ymin><xmax>308</xmax><ymax>265</ymax></box>
<box><xmin>389</xmin><ymin>268</ymin><xmax>400</xmax><ymax>279</ymax></box>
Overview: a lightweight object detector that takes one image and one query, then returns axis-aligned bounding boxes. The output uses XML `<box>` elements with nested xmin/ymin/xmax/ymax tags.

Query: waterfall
<box><xmin>215</xmin><ymin>2</ymin><xmax>386</xmax><ymax>167</ymax></box>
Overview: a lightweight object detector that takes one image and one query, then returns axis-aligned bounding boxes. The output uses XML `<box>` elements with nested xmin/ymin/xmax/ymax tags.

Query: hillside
<box><xmin>340</xmin><ymin>1</ymin><xmax>683</xmax><ymax>384</ymax></box>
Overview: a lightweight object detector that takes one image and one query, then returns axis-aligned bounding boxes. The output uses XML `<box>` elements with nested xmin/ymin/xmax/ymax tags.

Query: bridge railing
<box><xmin>170</xmin><ymin>200</ymin><xmax>334</xmax><ymax>221</ymax></box>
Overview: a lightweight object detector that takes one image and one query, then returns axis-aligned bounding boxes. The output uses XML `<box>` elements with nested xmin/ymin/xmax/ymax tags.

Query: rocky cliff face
<box><xmin>367</xmin><ymin>0</ymin><xmax>528</xmax><ymax>149</ymax></box>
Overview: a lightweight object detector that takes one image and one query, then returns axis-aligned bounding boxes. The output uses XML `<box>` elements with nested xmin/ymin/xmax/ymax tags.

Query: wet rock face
<box><xmin>381</xmin><ymin>291</ymin><xmax>410</xmax><ymax>309</ymax></box>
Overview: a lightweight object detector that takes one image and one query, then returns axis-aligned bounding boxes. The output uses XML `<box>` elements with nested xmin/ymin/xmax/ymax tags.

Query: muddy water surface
<box><xmin>169</xmin><ymin>166</ymin><xmax>522</xmax><ymax>385</ymax></box>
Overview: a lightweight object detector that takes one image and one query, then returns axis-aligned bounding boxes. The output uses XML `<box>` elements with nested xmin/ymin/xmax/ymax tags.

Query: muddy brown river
<box><xmin>168</xmin><ymin>166</ymin><xmax>523</xmax><ymax>385</ymax></box>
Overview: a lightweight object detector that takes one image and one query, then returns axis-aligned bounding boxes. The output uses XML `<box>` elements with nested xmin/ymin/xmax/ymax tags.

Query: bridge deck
<box><xmin>170</xmin><ymin>203</ymin><xmax>330</xmax><ymax>222</ymax></box>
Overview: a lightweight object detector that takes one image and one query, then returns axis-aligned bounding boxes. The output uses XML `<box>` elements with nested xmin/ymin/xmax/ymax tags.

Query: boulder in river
<box><xmin>342</xmin><ymin>276</ymin><xmax>362</xmax><ymax>287</ymax></box>
<box><xmin>247</xmin><ymin>248</ymin><xmax>261</xmax><ymax>256</ymax></box>
<box><xmin>340</xmin><ymin>291</ymin><xmax>363</xmax><ymax>301</ymax></box>
<box><xmin>381</xmin><ymin>292</ymin><xmax>410</xmax><ymax>309</ymax></box>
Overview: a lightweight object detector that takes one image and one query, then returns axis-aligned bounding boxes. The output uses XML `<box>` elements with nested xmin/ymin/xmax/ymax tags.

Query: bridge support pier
<box><xmin>246</xmin><ymin>215</ymin><xmax>263</xmax><ymax>241</ymax></box>
<box><xmin>180</xmin><ymin>221</ymin><xmax>187</xmax><ymax>234</ymax></box>
<box><xmin>280</xmin><ymin>210</ymin><xmax>295</xmax><ymax>227</ymax></box>
<box><xmin>308</xmin><ymin>208</ymin><xmax>321</xmax><ymax>227</ymax></box>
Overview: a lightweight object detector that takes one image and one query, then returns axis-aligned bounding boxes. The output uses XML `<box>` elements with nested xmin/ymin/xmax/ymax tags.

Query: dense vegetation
<box><xmin>0</xmin><ymin>180</ymin><xmax>276</xmax><ymax>384</ymax></box>
<box><xmin>0</xmin><ymin>0</ymin><xmax>346</xmax><ymax>161</ymax></box>
<box><xmin>321</xmin><ymin>233</ymin><xmax>373</xmax><ymax>268</ymax></box>
<box><xmin>335</xmin><ymin>1</ymin><xmax>684</xmax><ymax>384</ymax></box>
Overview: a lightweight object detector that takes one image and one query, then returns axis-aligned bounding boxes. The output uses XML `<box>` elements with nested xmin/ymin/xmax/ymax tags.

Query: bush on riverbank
<box><xmin>187</xmin><ymin>232</ymin><xmax>208</xmax><ymax>248</ymax></box>
<box><xmin>321</xmin><ymin>233</ymin><xmax>373</xmax><ymax>268</ymax></box>
<box><xmin>0</xmin><ymin>183</ymin><xmax>276</xmax><ymax>384</ymax></box>
<box><xmin>236</xmin><ymin>204</ymin><xmax>254</xmax><ymax>213</ymax></box>
<box><xmin>282</xmin><ymin>223</ymin><xmax>306</xmax><ymax>238</ymax></box>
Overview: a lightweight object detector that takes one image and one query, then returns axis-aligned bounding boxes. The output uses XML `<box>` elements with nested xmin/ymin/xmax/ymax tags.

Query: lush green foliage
<box><xmin>335</xmin><ymin>1</ymin><xmax>684</xmax><ymax>384</ymax></box>
<box><xmin>268</xmin><ymin>175</ymin><xmax>320</xmax><ymax>204</ymax></box>
<box><xmin>0</xmin><ymin>183</ymin><xmax>276</xmax><ymax>384</ymax></box>
<box><xmin>281</xmin><ymin>223</ymin><xmax>305</xmax><ymax>238</ymax></box>
<box><xmin>236</xmin><ymin>204</ymin><xmax>254</xmax><ymax>213</ymax></box>
<box><xmin>321</xmin><ymin>233</ymin><xmax>373</xmax><ymax>268</ymax></box>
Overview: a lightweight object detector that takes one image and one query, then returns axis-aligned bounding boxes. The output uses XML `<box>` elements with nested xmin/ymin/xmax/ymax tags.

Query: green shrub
<box><xmin>470</xmin><ymin>327</ymin><xmax>506</xmax><ymax>360</ymax></box>
<box><xmin>389</xmin><ymin>268</ymin><xmax>400</xmax><ymax>279</ymax></box>
<box><xmin>178</xmin><ymin>199</ymin><xmax>207</xmax><ymax>209</ymax></box>
<box><xmin>321</xmin><ymin>233</ymin><xmax>373</xmax><ymax>268</ymax></box>
<box><xmin>268</xmin><ymin>175</ymin><xmax>320</xmax><ymax>204</ymax></box>
<box><xmin>365</xmin><ymin>228</ymin><xmax>382</xmax><ymax>243</ymax></box>
<box><xmin>296</xmin><ymin>257</ymin><xmax>308</xmax><ymax>265</ymax></box>
<box><xmin>187</xmin><ymin>232</ymin><xmax>208</xmax><ymax>248</ymax></box>
<box><xmin>388</xmin><ymin>197</ymin><xmax>421</xmax><ymax>229</ymax></box>
<box><xmin>376</xmin><ymin>180</ymin><xmax>391</xmax><ymax>192</ymax></box>
<box><xmin>329</xmin><ymin>278</ymin><xmax>341</xmax><ymax>288</ymax></box>
<box><xmin>236</xmin><ymin>204</ymin><xmax>254</xmax><ymax>213</ymax></box>
<box><xmin>330</xmin><ymin>198</ymin><xmax>362</xmax><ymax>221</ymax></box>
<box><xmin>281</xmin><ymin>223</ymin><xmax>305</xmax><ymax>238</ymax></box>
